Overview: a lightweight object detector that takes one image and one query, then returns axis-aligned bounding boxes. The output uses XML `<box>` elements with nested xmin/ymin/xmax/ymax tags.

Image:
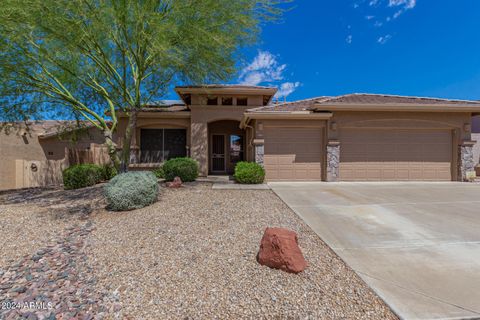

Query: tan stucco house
<box><xmin>116</xmin><ymin>85</ymin><xmax>480</xmax><ymax>182</ymax></box>
<box><xmin>2</xmin><ymin>84</ymin><xmax>480</xmax><ymax>190</ymax></box>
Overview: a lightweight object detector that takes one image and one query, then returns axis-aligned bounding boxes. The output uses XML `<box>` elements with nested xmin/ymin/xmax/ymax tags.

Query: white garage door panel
<box><xmin>264</xmin><ymin>127</ymin><xmax>323</xmax><ymax>181</ymax></box>
<box><xmin>340</xmin><ymin>128</ymin><xmax>452</xmax><ymax>181</ymax></box>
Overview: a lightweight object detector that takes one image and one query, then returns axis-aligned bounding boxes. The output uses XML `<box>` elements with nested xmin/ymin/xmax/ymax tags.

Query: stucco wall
<box><xmin>0</xmin><ymin>124</ymin><xmax>105</xmax><ymax>190</ymax></box>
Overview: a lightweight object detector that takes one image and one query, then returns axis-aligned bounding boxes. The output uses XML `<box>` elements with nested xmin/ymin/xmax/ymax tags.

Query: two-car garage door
<box><xmin>262</xmin><ymin>125</ymin><xmax>453</xmax><ymax>181</ymax></box>
<box><xmin>339</xmin><ymin>128</ymin><xmax>453</xmax><ymax>181</ymax></box>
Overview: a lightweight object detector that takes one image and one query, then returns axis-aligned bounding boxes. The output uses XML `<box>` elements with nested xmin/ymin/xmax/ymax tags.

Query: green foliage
<box><xmin>162</xmin><ymin>158</ymin><xmax>199</xmax><ymax>182</ymax></box>
<box><xmin>234</xmin><ymin>162</ymin><xmax>265</xmax><ymax>184</ymax></box>
<box><xmin>153</xmin><ymin>166</ymin><xmax>165</xmax><ymax>179</ymax></box>
<box><xmin>101</xmin><ymin>164</ymin><xmax>118</xmax><ymax>181</ymax></box>
<box><xmin>104</xmin><ymin>171</ymin><xmax>159</xmax><ymax>211</ymax></box>
<box><xmin>62</xmin><ymin>164</ymin><xmax>104</xmax><ymax>190</ymax></box>
<box><xmin>0</xmin><ymin>0</ymin><xmax>286</xmax><ymax>169</ymax></box>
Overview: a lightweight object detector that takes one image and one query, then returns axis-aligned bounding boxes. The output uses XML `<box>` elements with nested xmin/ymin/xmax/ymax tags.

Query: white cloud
<box><xmin>346</xmin><ymin>35</ymin><xmax>353</xmax><ymax>44</ymax></box>
<box><xmin>389</xmin><ymin>0</ymin><xmax>416</xmax><ymax>9</ymax></box>
<box><xmin>365</xmin><ymin>15</ymin><xmax>375</xmax><ymax>20</ymax></box>
<box><xmin>239</xmin><ymin>51</ymin><xmax>285</xmax><ymax>86</ymax></box>
<box><xmin>377</xmin><ymin>34</ymin><xmax>392</xmax><ymax>44</ymax></box>
<box><xmin>374</xmin><ymin>21</ymin><xmax>384</xmax><ymax>27</ymax></box>
<box><xmin>388</xmin><ymin>0</ymin><xmax>416</xmax><ymax>18</ymax></box>
<box><xmin>369</xmin><ymin>0</ymin><xmax>380</xmax><ymax>6</ymax></box>
<box><xmin>275</xmin><ymin>82</ymin><xmax>301</xmax><ymax>99</ymax></box>
<box><xmin>239</xmin><ymin>51</ymin><xmax>301</xmax><ymax>99</ymax></box>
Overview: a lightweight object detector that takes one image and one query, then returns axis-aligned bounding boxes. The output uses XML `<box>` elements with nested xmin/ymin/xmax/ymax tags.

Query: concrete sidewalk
<box><xmin>269</xmin><ymin>182</ymin><xmax>480</xmax><ymax>320</ymax></box>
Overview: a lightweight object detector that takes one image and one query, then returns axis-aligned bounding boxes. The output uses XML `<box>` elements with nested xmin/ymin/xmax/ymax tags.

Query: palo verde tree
<box><xmin>0</xmin><ymin>0</ymin><xmax>286</xmax><ymax>171</ymax></box>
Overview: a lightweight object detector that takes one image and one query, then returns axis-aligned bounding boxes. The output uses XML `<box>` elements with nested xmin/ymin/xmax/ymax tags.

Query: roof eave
<box><xmin>313</xmin><ymin>103</ymin><xmax>480</xmax><ymax>112</ymax></box>
<box><xmin>240</xmin><ymin>112</ymin><xmax>333</xmax><ymax>129</ymax></box>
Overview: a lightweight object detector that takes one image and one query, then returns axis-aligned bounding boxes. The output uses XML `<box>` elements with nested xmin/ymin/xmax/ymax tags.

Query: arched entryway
<box><xmin>208</xmin><ymin>120</ymin><xmax>245</xmax><ymax>174</ymax></box>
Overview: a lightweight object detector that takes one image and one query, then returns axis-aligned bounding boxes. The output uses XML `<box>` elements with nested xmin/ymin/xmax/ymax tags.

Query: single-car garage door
<box><xmin>339</xmin><ymin>128</ymin><xmax>452</xmax><ymax>181</ymax></box>
<box><xmin>264</xmin><ymin>127</ymin><xmax>323</xmax><ymax>181</ymax></box>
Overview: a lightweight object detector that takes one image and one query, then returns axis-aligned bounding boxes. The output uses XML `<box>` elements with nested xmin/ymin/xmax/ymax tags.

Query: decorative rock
<box><xmin>166</xmin><ymin>176</ymin><xmax>182</xmax><ymax>188</ymax></box>
<box><xmin>257</xmin><ymin>227</ymin><xmax>308</xmax><ymax>274</ymax></box>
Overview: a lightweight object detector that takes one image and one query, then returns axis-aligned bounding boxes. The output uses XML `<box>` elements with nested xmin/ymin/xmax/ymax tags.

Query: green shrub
<box><xmin>153</xmin><ymin>166</ymin><xmax>164</xmax><ymax>179</ymax></box>
<box><xmin>101</xmin><ymin>164</ymin><xmax>118</xmax><ymax>181</ymax></box>
<box><xmin>104</xmin><ymin>171</ymin><xmax>159</xmax><ymax>211</ymax></box>
<box><xmin>162</xmin><ymin>157</ymin><xmax>199</xmax><ymax>182</ymax></box>
<box><xmin>62</xmin><ymin>164</ymin><xmax>104</xmax><ymax>190</ymax></box>
<box><xmin>234</xmin><ymin>162</ymin><xmax>265</xmax><ymax>184</ymax></box>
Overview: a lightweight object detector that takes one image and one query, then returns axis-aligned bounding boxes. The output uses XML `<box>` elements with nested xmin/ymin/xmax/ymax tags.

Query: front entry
<box><xmin>208</xmin><ymin>120</ymin><xmax>245</xmax><ymax>175</ymax></box>
<box><xmin>211</xmin><ymin>134</ymin><xmax>226</xmax><ymax>173</ymax></box>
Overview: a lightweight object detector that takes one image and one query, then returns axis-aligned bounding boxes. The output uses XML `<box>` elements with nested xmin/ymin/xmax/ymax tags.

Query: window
<box><xmin>48</xmin><ymin>151</ymin><xmax>54</xmax><ymax>156</ymax></box>
<box><xmin>140</xmin><ymin>129</ymin><xmax>187</xmax><ymax>163</ymax></box>
<box><xmin>207</xmin><ymin>97</ymin><xmax>218</xmax><ymax>105</ymax></box>
<box><xmin>236</xmin><ymin>97</ymin><xmax>248</xmax><ymax>106</ymax></box>
<box><xmin>229</xmin><ymin>135</ymin><xmax>244</xmax><ymax>164</ymax></box>
<box><xmin>221</xmin><ymin>97</ymin><xmax>233</xmax><ymax>106</ymax></box>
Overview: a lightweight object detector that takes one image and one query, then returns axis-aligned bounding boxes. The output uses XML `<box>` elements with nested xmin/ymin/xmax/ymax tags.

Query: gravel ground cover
<box><xmin>0</xmin><ymin>222</ymin><xmax>114</xmax><ymax>320</ymax></box>
<box><xmin>0</xmin><ymin>185</ymin><xmax>104</xmax><ymax>270</ymax></box>
<box><xmin>0</xmin><ymin>182</ymin><xmax>397</xmax><ymax>319</ymax></box>
<box><xmin>89</xmin><ymin>182</ymin><xmax>397</xmax><ymax>319</ymax></box>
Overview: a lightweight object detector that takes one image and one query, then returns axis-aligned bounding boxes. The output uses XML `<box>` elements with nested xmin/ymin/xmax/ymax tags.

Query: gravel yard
<box><xmin>0</xmin><ymin>182</ymin><xmax>397</xmax><ymax>319</ymax></box>
<box><xmin>90</xmin><ymin>182</ymin><xmax>396</xmax><ymax>319</ymax></box>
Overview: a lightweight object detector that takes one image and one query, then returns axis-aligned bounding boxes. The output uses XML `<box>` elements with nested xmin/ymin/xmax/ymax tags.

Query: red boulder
<box><xmin>166</xmin><ymin>176</ymin><xmax>182</xmax><ymax>188</ymax></box>
<box><xmin>257</xmin><ymin>227</ymin><xmax>307</xmax><ymax>273</ymax></box>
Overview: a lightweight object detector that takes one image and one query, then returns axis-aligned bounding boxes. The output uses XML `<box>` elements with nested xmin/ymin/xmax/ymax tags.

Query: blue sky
<box><xmin>224</xmin><ymin>0</ymin><xmax>480</xmax><ymax>102</ymax></box>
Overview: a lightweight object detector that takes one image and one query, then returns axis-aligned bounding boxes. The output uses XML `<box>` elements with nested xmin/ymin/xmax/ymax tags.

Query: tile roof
<box><xmin>320</xmin><ymin>93</ymin><xmax>480</xmax><ymax>105</ymax></box>
<box><xmin>141</xmin><ymin>100</ymin><xmax>188</xmax><ymax>112</ymax></box>
<box><xmin>247</xmin><ymin>94</ymin><xmax>480</xmax><ymax>113</ymax></box>
<box><xmin>247</xmin><ymin>97</ymin><xmax>332</xmax><ymax>112</ymax></box>
<box><xmin>176</xmin><ymin>84</ymin><xmax>276</xmax><ymax>90</ymax></box>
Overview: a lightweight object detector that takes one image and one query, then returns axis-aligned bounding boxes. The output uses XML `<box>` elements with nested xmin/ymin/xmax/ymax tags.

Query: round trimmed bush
<box><xmin>234</xmin><ymin>162</ymin><xmax>265</xmax><ymax>184</ymax></box>
<box><xmin>63</xmin><ymin>164</ymin><xmax>104</xmax><ymax>190</ymax></box>
<box><xmin>162</xmin><ymin>157</ymin><xmax>199</xmax><ymax>182</ymax></box>
<box><xmin>153</xmin><ymin>166</ymin><xmax>164</xmax><ymax>179</ymax></box>
<box><xmin>101</xmin><ymin>164</ymin><xmax>118</xmax><ymax>181</ymax></box>
<box><xmin>104</xmin><ymin>171</ymin><xmax>159</xmax><ymax>211</ymax></box>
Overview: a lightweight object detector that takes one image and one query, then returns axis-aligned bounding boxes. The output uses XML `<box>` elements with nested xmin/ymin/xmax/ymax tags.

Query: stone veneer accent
<box><xmin>254</xmin><ymin>140</ymin><xmax>264</xmax><ymax>167</ymax></box>
<box><xmin>458</xmin><ymin>141</ymin><xmax>476</xmax><ymax>181</ymax></box>
<box><xmin>326</xmin><ymin>141</ymin><xmax>340</xmax><ymax>182</ymax></box>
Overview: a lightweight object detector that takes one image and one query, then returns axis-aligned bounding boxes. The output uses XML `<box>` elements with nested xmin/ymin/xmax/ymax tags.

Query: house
<box><xmin>1</xmin><ymin>85</ymin><xmax>479</xmax><ymax>190</ymax></box>
<box><xmin>115</xmin><ymin>85</ymin><xmax>480</xmax><ymax>182</ymax></box>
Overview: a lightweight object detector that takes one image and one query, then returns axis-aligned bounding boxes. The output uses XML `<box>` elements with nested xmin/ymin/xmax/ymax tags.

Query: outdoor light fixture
<box><xmin>330</xmin><ymin>121</ymin><xmax>337</xmax><ymax>131</ymax></box>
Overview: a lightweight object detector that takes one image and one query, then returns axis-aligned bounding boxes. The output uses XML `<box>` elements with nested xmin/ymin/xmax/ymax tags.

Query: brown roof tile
<box><xmin>247</xmin><ymin>93</ymin><xmax>480</xmax><ymax>113</ymax></box>
<box><xmin>320</xmin><ymin>93</ymin><xmax>480</xmax><ymax>105</ymax></box>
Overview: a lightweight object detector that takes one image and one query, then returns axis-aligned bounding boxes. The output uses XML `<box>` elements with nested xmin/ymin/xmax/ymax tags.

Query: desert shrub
<box><xmin>104</xmin><ymin>171</ymin><xmax>159</xmax><ymax>211</ymax></box>
<box><xmin>63</xmin><ymin>164</ymin><xmax>104</xmax><ymax>190</ymax></box>
<box><xmin>153</xmin><ymin>166</ymin><xmax>164</xmax><ymax>179</ymax></box>
<box><xmin>162</xmin><ymin>157</ymin><xmax>199</xmax><ymax>182</ymax></box>
<box><xmin>101</xmin><ymin>164</ymin><xmax>118</xmax><ymax>181</ymax></box>
<box><xmin>234</xmin><ymin>162</ymin><xmax>265</xmax><ymax>184</ymax></box>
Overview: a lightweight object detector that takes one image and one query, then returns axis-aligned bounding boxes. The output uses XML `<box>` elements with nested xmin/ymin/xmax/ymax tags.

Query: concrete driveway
<box><xmin>269</xmin><ymin>182</ymin><xmax>480</xmax><ymax>320</ymax></box>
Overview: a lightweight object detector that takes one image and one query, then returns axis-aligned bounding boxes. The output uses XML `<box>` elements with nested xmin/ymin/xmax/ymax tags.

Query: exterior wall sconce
<box><xmin>330</xmin><ymin>121</ymin><xmax>337</xmax><ymax>131</ymax></box>
<box><xmin>464</xmin><ymin>123</ymin><xmax>471</xmax><ymax>133</ymax></box>
<box><xmin>258</xmin><ymin>122</ymin><xmax>264</xmax><ymax>131</ymax></box>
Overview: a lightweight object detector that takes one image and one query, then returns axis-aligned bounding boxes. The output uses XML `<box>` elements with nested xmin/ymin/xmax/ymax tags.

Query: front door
<box><xmin>211</xmin><ymin>134</ymin><xmax>226</xmax><ymax>173</ymax></box>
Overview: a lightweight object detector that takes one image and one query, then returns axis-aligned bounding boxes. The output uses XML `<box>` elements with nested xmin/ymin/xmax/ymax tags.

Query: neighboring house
<box><xmin>115</xmin><ymin>85</ymin><xmax>480</xmax><ymax>182</ymax></box>
<box><xmin>0</xmin><ymin>121</ymin><xmax>106</xmax><ymax>190</ymax></box>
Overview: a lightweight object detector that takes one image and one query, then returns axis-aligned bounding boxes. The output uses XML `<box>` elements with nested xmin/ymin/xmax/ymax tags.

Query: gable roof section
<box><xmin>318</xmin><ymin>93</ymin><xmax>480</xmax><ymax>106</ymax></box>
<box><xmin>247</xmin><ymin>93</ymin><xmax>480</xmax><ymax>114</ymax></box>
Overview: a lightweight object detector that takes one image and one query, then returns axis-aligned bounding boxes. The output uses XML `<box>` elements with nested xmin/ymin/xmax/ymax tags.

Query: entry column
<box><xmin>191</xmin><ymin>121</ymin><xmax>208</xmax><ymax>176</ymax></box>
<box><xmin>326</xmin><ymin>140</ymin><xmax>340</xmax><ymax>182</ymax></box>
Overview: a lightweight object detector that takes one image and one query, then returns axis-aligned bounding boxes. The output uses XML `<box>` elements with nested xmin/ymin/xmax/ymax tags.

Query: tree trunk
<box><xmin>119</xmin><ymin>109</ymin><xmax>138</xmax><ymax>173</ymax></box>
<box><xmin>104</xmin><ymin>129</ymin><xmax>121</xmax><ymax>170</ymax></box>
